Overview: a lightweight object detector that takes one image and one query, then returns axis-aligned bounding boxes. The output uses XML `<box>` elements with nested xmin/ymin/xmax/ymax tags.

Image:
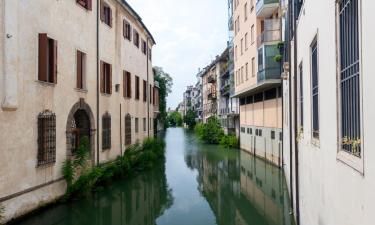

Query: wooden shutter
<box><xmin>87</xmin><ymin>0</ymin><xmax>92</xmax><ymax>10</ymax></box>
<box><xmin>109</xmin><ymin>6</ymin><xmax>113</xmax><ymax>27</ymax></box>
<box><xmin>109</xmin><ymin>64</ymin><xmax>112</xmax><ymax>94</ymax></box>
<box><xmin>127</xmin><ymin>72</ymin><xmax>132</xmax><ymax>98</ymax></box>
<box><xmin>123</xmin><ymin>20</ymin><xmax>126</xmax><ymax>38</ymax></box>
<box><xmin>52</xmin><ymin>39</ymin><xmax>58</xmax><ymax>84</ymax></box>
<box><xmin>123</xmin><ymin>71</ymin><xmax>126</xmax><ymax>97</ymax></box>
<box><xmin>100</xmin><ymin>61</ymin><xmax>104</xmax><ymax>93</ymax></box>
<box><xmin>100</xmin><ymin>1</ymin><xmax>104</xmax><ymax>21</ymax></box>
<box><xmin>108</xmin><ymin>116</ymin><xmax>111</xmax><ymax>148</ymax></box>
<box><xmin>77</xmin><ymin>51</ymin><xmax>82</xmax><ymax>89</ymax></box>
<box><xmin>38</xmin><ymin>33</ymin><xmax>48</xmax><ymax>82</ymax></box>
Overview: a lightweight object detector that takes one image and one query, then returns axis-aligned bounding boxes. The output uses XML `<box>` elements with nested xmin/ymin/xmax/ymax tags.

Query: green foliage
<box><xmin>62</xmin><ymin>159</ymin><xmax>75</xmax><ymax>187</ymax></box>
<box><xmin>195</xmin><ymin>117</ymin><xmax>238</xmax><ymax>148</ymax></box>
<box><xmin>154</xmin><ymin>67</ymin><xmax>173</xmax><ymax>129</ymax></box>
<box><xmin>73</xmin><ymin>136</ymin><xmax>90</xmax><ymax>168</ymax></box>
<box><xmin>183</xmin><ymin>109</ymin><xmax>196</xmax><ymax>129</ymax></box>
<box><xmin>62</xmin><ymin>138</ymin><xmax>166</xmax><ymax>200</ymax></box>
<box><xmin>274</xmin><ymin>54</ymin><xmax>283</xmax><ymax>62</ymax></box>
<box><xmin>219</xmin><ymin>135</ymin><xmax>239</xmax><ymax>148</ymax></box>
<box><xmin>0</xmin><ymin>203</ymin><xmax>4</xmax><ymax>224</ymax></box>
<box><xmin>167</xmin><ymin>111</ymin><xmax>183</xmax><ymax>127</ymax></box>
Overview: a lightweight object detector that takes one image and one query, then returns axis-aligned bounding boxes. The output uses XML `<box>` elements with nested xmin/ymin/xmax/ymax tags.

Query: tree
<box><xmin>154</xmin><ymin>67</ymin><xmax>173</xmax><ymax>129</ymax></box>
<box><xmin>184</xmin><ymin>109</ymin><xmax>196</xmax><ymax>129</ymax></box>
<box><xmin>167</xmin><ymin>111</ymin><xmax>183</xmax><ymax>127</ymax></box>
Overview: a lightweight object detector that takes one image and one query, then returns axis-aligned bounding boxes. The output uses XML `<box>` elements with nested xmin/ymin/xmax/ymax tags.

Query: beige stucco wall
<box><xmin>0</xmin><ymin>0</ymin><xmax>155</xmax><ymax>222</ymax></box>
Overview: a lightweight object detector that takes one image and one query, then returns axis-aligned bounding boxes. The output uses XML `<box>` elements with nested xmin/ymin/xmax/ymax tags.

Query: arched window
<box><xmin>102</xmin><ymin>113</ymin><xmax>111</xmax><ymax>150</ymax></box>
<box><xmin>125</xmin><ymin>114</ymin><xmax>132</xmax><ymax>146</ymax></box>
<box><xmin>37</xmin><ymin>110</ymin><xmax>56</xmax><ymax>166</ymax></box>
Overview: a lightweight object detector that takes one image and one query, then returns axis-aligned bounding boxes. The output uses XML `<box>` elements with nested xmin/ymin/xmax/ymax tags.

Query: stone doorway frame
<box><xmin>66</xmin><ymin>98</ymin><xmax>96</xmax><ymax>164</ymax></box>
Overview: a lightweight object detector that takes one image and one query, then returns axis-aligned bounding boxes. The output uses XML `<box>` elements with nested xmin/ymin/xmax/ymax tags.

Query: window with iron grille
<box><xmin>37</xmin><ymin>110</ymin><xmax>56</xmax><ymax>166</ymax></box>
<box><xmin>135</xmin><ymin>118</ymin><xmax>139</xmax><ymax>133</ymax></box>
<box><xmin>338</xmin><ymin>0</ymin><xmax>361</xmax><ymax>156</ymax></box>
<box><xmin>298</xmin><ymin>63</ymin><xmax>304</xmax><ymax>128</ymax></box>
<box><xmin>125</xmin><ymin>114</ymin><xmax>132</xmax><ymax>146</ymax></box>
<box><xmin>311</xmin><ymin>38</ymin><xmax>319</xmax><ymax>139</ymax></box>
<box><xmin>102</xmin><ymin>113</ymin><xmax>111</xmax><ymax>150</ymax></box>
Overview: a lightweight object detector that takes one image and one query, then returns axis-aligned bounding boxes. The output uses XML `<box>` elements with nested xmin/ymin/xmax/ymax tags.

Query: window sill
<box><xmin>101</xmin><ymin>93</ymin><xmax>112</xmax><ymax>97</ymax></box>
<box><xmin>36</xmin><ymin>80</ymin><xmax>56</xmax><ymax>87</ymax></box>
<box><xmin>75</xmin><ymin>88</ymin><xmax>88</xmax><ymax>93</ymax></box>
<box><xmin>337</xmin><ymin>150</ymin><xmax>364</xmax><ymax>175</ymax></box>
<box><xmin>101</xmin><ymin>21</ymin><xmax>112</xmax><ymax>29</ymax></box>
<box><xmin>102</xmin><ymin>148</ymin><xmax>111</xmax><ymax>152</ymax></box>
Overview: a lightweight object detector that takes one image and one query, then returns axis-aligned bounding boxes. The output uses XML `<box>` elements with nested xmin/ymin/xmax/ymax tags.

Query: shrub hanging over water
<box><xmin>62</xmin><ymin>137</ymin><xmax>166</xmax><ymax>200</ymax></box>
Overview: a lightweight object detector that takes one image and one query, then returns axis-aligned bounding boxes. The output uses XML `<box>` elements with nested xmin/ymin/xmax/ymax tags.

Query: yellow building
<box><xmin>232</xmin><ymin>0</ymin><xmax>283</xmax><ymax>166</ymax></box>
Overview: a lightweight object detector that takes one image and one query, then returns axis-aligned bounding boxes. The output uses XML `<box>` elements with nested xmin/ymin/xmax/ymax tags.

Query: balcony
<box><xmin>257</xmin><ymin>19</ymin><xmax>281</xmax><ymax>47</ymax></box>
<box><xmin>220</xmin><ymin>83</ymin><xmax>230</xmax><ymax>96</ymax></box>
<box><xmin>207</xmin><ymin>86</ymin><xmax>217</xmax><ymax>100</ymax></box>
<box><xmin>256</xmin><ymin>0</ymin><xmax>280</xmax><ymax>18</ymax></box>
<box><xmin>257</xmin><ymin>44</ymin><xmax>282</xmax><ymax>83</ymax></box>
<box><xmin>207</xmin><ymin>75</ymin><xmax>216</xmax><ymax>83</ymax></box>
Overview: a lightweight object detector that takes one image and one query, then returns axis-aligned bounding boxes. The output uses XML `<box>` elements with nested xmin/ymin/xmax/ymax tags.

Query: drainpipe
<box><xmin>120</xmin><ymin>104</ymin><xmax>122</xmax><ymax>156</ymax></box>
<box><xmin>1</xmin><ymin>0</ymin><xmax>19</xmax><ymax>111</ymax></box>
<box><xmin>293</xmin><ymin>1</ymin><xmax>300</xmax><ymax>224</ymax></box>
<box><xmin>287</xmin><ymin>0</ymin><xmax>294</xmax><ymax>213</ymax></box>
<box><xmin>96</xmin><ymin>0</ymin><xmax>100</xmax><ymax>165</ymax></box>
<box><xmin>146</xmin><ymin>38</ymin><xmax>150</xmax><ymax>138</ymax></box>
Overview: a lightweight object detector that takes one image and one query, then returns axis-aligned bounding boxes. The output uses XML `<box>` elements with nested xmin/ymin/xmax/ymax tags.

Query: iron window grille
<box><xmin>102</xmin><ymin>113</ymin><xmax>111</xmax><ymax>150</ymax></box>
<box><xmin>125</xmin><ymin>114</ymin><xmax>132</xmax><ymax>146</ymax></box>
<box><xmin>338</xmin><ymin>0</ymin><xmax>361</xmax><ymax>156</ymax></box>
<box><xmin>311</xmin><ymin>39</ymin><xmax>319</xmax><ymax>139</ymax></box>
<box><xmin>37</xmin><ymin>110</ymin><xmax>56</xmax><ymax>166</ymax></box>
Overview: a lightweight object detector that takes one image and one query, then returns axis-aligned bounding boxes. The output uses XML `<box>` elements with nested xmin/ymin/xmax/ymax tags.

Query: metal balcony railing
<box><xmin>256</xmin><ymin>0</ymin><xmax>280</xmax><ymax>16</ymax></box>
<box><xmin>257</xmin><ymin>19</ymin><xmax>281</xmax><ymax>47</ymax></box>
<box><xmin>207</xmin><ymin>75</ymin><xmax>216</xmax><ymax>83</ymax></box>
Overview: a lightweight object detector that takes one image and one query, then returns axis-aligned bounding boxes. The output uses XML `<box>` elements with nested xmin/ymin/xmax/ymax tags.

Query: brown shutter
<box><xmin>100</xmin><ymin>61</ymin><xmax>104</xmax><ymax>93</ymax></box>
<box><xmin>109</xmin><ymin>7</ymin><xmax>113</xmax><ymax>27</ymax></box>
<box><xmin>123</xmin><ymin>71</ymin><xmax>126</xmax><ymax>97</ymax></box>
<box><xmin>123</xmin><ymin>20</ymin><xmax>126</xmax><ymax>38</ymax></box>
<box><xmin>109</xmin><ymin>64</ymin><xmax>112</xmax><ymax>94</ymax></box>
<box><xmin>38</xmin><ymin>33</ymin><xmax>48</xmax><ymax>82</ymax></box>
<box><xmin>77</xmin><ymin>51</ymin><xmax>82</xmax><ymax>89</ymax></box>
<box><xmin>100</xmin><ymin>1</ymin><xmax>104</xmax><ymax>21</ymax></box>
<box><xmin>128</xmin><ymin>73</ymin><xmax>132</xmax><ymax>98</ymax></box>
<box><xmin>52</xmin><ymin>39</ymin><xmax>58</xmax><ymax>84</ymax></box>
<box><xmin>87</xmin><ymin>0</ymin><xmax>92</xmax><ymax>10</ymax></box>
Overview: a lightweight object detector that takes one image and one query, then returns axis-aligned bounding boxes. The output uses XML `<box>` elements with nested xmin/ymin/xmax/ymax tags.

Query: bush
<box><xmin>183</xmin><ymin>109</ymin><xmax>197</xmax><ymax>129</ymax></box>
<box><xmin>62</xmin><ymin>138</ymin><xmax>166</xmax><ymax>200</ymax></box>
<box><xmin>195</xmin><ymin>117</ymin><xmax>224</xmax><ymax>144</ymax></box>
<box><xmin>219</xmin><ymin>135</ymin><xmax>238</xmax><ymax>148</ymax></box>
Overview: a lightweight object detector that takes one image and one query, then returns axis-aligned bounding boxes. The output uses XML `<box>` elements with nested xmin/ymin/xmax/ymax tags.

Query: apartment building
<box><xmin>231</xmin><ymin>0</ymin><xmax>283</xmax><ymax>167</ymax></box>
<box><xmin>0</xmin><ymin>0</ymin><xmax>157</xmax><ymax>222</ymax></box>
<box><xmin>192</xmin><ymin>77</ymin><xmax>203</xmax><ymax>123</ymax></box>
<box><xmin>283</xmin><ymin>0</ymin><xmax>375</xmax><ymax>224</ymax></box>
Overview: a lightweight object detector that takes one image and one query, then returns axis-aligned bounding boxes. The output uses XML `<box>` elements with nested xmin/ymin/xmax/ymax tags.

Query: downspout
<box><xmin>96</xmin><ymin>0</ymin><xmax>100</xmax><ymax>165</ymax></box>
<box><xmin>288</xmin><ymin>0</ymin><xmax>294</xmax><ymax>213</ymax></box>
<box><xmin>146</xmin><ymin>38</ymin><xmax>150</xmax><ymax>138</ymax></box>
<box><xmin>120</xmin><ymin>104</ymin><xmax>122</xmax><ymax>156</ymax></box>
<box><xmin>293</xmin><ymin>0</ymin><xmax>300</xmax><ymax>224</ymax></box>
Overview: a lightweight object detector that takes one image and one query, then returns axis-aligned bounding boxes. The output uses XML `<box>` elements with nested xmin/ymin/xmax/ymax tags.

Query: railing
<box><xmin>256</xmin><ymin>0</ymin><xmax>280</xmax><ymax>15</ymax></box>
<box><xmin>207</xmin><ymin>75</ymin><xmax>216</xmax><ymax>83</ymax></box>
<box><xmin>257</xmin><ymin>19</ymin><xmax>281</xmax><ymax>47</ymax></box>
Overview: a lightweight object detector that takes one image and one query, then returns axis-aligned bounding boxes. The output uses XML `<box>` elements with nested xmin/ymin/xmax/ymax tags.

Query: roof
<box><xmin>119</xmin><ymin>0</ymin><xmax>156</xmax><ymax>45</ymax></box>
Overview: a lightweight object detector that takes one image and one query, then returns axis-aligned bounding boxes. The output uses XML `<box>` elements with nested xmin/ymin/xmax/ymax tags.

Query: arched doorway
<box><xmin>66</xmin><ymin>99</ymin><xmax>95</xmax><ymax>163</ymax></box>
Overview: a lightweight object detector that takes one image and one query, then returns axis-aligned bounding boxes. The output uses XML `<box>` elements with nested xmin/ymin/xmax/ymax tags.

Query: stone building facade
<box><xmin>0</xmin><ymin>0</ymin><xmax>157</xmax><ymax>222</ymax></box>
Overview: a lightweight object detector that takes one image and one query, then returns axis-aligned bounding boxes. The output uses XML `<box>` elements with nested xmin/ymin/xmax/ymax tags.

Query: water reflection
<box><xmin>15</xmin><ymin>163</ymin><xmax>173</xmax><ymax>225</ymax></box>
<box><xmin>184</xmin><ymin>130</ymin><xmax>293</xmax><ymax>225</ymax></box>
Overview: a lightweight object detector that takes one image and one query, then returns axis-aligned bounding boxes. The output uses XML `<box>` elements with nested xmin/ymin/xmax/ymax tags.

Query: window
<box><xmin>37</xmin><ymin>110</ymin><xmax>56</xmax><ymax>166</ymax></box>
<box><xmin>76</xmin><ymin>50</ymin><xmax>86</xmax><ymax>90</ymax></box>
<box><xmin>241</xmin><ymin>66</ymin><xmax>244</xmax><ymax>83</ymax></box>
<box><xmin>149</xmin><ymin>84</ymin><xmax>152</xmax><ymax>104</ymax></box>
<box><xmin>77</xmin><ymin>0</ymin><xmax>92</xmax><ymax>10</ymax></box>
<box><xmin>135</xmin><ymin>118</ymin><xmax>139</xmax><ymax>133</ymax></box>
<box><xmin>271</xmin><ymin>131</ymin><xmax>276</xmax><ymax>140</ymax></box>
<box><xmin>133</xmin><ymin>29</ymin><xmax>140</xmax><ymax>47</ymax></box>
<box><xmin>142</xmin><ymin>39</ymin><xmax>147</xmax><ymax>55</ymax></box>
<box><xmin>298</xmin><ymin>63</ymin><xmax>304</xmax><ymax>128</ymax></box>
<box><xmin>241</xmin><ymin>127</ymin><xmax>246</xmax><ymax>133</ymax></box>
<box><xmin>251</xmin><ymin>57</ymin><xmax>255</xmax><ymax>76</ymax></box>
<box><xmin>135</xmin><ymin>76</ymin><xmax>140</xmax><ymax>100</ymax></box>
<box><xmin>38</xmin><ymin>33</ymin><xmax>57</xmax><ymax>84</ymax></box>
<box><xmin>143</xmin><ymin>80</ymin><xmax>147</xmax><ymax>102</ymax></box>
<box><xmin>100</xmin><ymin>2</ymin><xmax>112</xmax><ymax>27</ymax></box>
<box><xmin>143</xmin><ymin>118</ymin><xmax>146</xmax><ymax>132</ymax></box>
<box><xmin>235</xmin><ymin>45</ymin><xmax>238</xmax><ymax>61</ymax></box>
<box><xmin>148</xmin><ymin>48</ymin><xmax>152</xmax><ymax>61</ymax></box>
<box><xmin>251</xmin><ymin>25</ymin><xmax>255</xmax><ymax>44</ymax></box>
<box><xmin>100</xmin><ymin>61</ymin><xmax>112</xmax><ymax>94</ymax></box>
<box><xmin>102</xmin><ymin>113</ymin><xmax>111</xmax><ymax>150</ymax></box>
<box><xmin>123</xmin><ymin>71</ymin><xmax>132</xmax><ymax>98</ymax></box>
<box><xmin>237</xmin><ymin>16</ymin><xmax>240</xmax><ymax>32</ymax></box>
<box><xmin>311</xmin><ymin>38</ymin><xmax>319</xmax><ymax>139</ymax></box>
<box><xmin>244</xmin><ymin>3</ymin><xmax>248</xmax><ymax>21</ymax></box>
<box><xmin>245</xmin><ymin>63</ymin><xmax>249</xmax><ymax>80</ymax></box>
<box><xmin>123</xmin><ymin>20</ymin><xmax>132</xmax><ymax>41</ymax></box>
<box><xmin>338</xmin><ymin>0</ymin><xmax>361</xmax><ymax>156</ymax></box>
<box><xmin>125</xmin><ymin>114</ymin><xmax>132</xmax><ymax>145</ymax></box>
<box><xmin>245</xmin><ymin>33</ymin><xmax>248</xmax><ymax>50</ymax></box>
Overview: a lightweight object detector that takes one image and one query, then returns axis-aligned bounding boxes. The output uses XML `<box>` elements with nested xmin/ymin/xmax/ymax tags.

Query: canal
<box><xmin>15</xmin><ymin>128</ymin><xmax>294</xmax><ymax>225</ymax></box>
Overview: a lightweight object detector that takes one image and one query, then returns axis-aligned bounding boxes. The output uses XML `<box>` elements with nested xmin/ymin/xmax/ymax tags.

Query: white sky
<box><xmin>126</xmin><ymin>0</ymin><xmax>229</xmax><ymax>109</ymax></box>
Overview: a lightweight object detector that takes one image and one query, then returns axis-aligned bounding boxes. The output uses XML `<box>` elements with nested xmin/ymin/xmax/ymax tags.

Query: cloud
<box><xmin>126</xmin><ymin>0</ymin><xmax>228</xmax><ymax>108</ymax></box>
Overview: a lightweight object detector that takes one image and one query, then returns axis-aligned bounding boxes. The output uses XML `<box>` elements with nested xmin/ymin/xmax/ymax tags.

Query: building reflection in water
<box><xmin>15</xmin><ymin>162</ymin><xmax>174</xmax><ymax>225</ymax></box>
<box><xmin>184</xmin><ymin>137</ymin><xmax>294</xmax><ymax>225</ymax></box>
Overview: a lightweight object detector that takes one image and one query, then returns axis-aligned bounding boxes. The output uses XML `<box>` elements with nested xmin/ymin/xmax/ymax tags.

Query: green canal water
<box><xmin>15</xmin><ymin>128</ymin><xmax>294</xmax><ymax>225</ymax></box>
